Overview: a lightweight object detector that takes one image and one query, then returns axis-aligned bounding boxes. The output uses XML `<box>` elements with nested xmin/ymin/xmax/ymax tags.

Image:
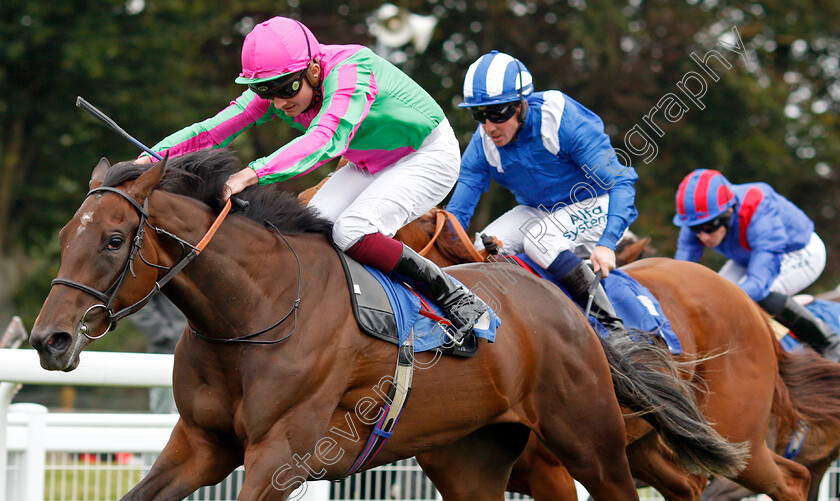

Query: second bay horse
<box><xmin>28</xmin><ymin>151</ymin><xmax>746</xmax><ymax>501</ymax></box>
<box><xmin>402</xmin><ymin>211</ymin><xmax>831</xmax><ymax>501</ymax></box>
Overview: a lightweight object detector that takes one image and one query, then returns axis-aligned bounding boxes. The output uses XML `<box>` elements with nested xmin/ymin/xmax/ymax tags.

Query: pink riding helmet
<box><xmin>235</xmin><ymin>16</ymin><xmax>321</xmax><ymax>85</ymax></box>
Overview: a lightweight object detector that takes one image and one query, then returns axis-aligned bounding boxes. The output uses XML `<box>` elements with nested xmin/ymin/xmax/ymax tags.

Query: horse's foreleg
<box><xmin>235</xmin><ymin>415</ymin><xmax>336</xmax><ymax>501</ymax></box>
<box><xmin>702</xmin><ymin>405</ymin><xmax>810</xmax><ymax>500</ymax></box>
<box><xmin>121</xmin><ymin>419</ymin><xmax>242</xmax><ymax>500</ymax></box>
<box><xmin>736</xmin><ymin>450</ymin><xmax>810</xmax><ymax>501</ymax></box>
<box><xmin>418</xmin><ymin>423</ymin><xmax>530</xmax><ymax>501</ymax></box>
<box><xmin>700</xmin><ymin>362</ymin><xmax>810</xmax><ymax>500</ymax></box>
<box><xmin>506</xmin><ymin>435</ymin><xmax>578</xmax><ymax>501</ymax></box>
<box><xmin>626</xmin><ymin>432</ymin><xmax>706</xmax><ymax>501</ymax></box>
<box><xmin>236</xmin><ymin>440</ymin><xmax>300</xmax><ymax>501</ymax></box>
<box><xmin>805</xmin><ymin>460</ymin><xmax>831</xmax><ymax>501</ymax></box>
<box><xmin>699</xmin><ymin>477</ymin><xmax>759</xmax><ymax>501</ymax></box>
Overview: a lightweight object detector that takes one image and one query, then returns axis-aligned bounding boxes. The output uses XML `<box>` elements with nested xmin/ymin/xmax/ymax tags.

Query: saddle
<box><xmin>333</xmin><ymin>247</ymin><xmax>480</xmax><ymax>358</ymax></box>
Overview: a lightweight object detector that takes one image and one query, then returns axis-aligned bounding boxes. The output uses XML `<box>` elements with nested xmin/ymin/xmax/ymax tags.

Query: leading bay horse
<box><xmin>29</xmin><ymin>151</ymin><xmax>744</xmax><ymax>501</ymax></box>
<box><xmin>404</xmin><ymin>211</ymin><xmax>838</xmax><ymax>501</ymax></box>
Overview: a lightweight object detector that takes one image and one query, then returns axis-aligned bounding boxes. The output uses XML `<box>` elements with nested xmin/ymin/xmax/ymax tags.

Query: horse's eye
<box><xmin>107</xmin><ymin>235</ymin><xmax>125</xmax><ymax>250</ymax></box>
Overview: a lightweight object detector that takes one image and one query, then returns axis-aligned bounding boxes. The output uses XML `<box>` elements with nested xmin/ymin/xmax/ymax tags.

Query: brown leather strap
<box><xmin>441</xmin><ymin>210</ymin><xmax>488</xmax><ymax>263</ymax></box>
<box><xmin>195</xmin><ymin>199</ymin><xmax>232</xmax><ymax>253</ymax></box>
<box><xmin>418</xmin><ymin>210</ymin><xmax>447</xmax><ymax>257</ymax></box>
<box><xmin>416</xmin><ymin>209</ymin><xmax>502</xmax><ymax>263</ymax></box>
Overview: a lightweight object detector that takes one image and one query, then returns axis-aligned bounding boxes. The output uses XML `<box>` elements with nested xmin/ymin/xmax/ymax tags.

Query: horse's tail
<box><xmin>598</xmin><ymin>332</ymin><xmax>750</xmax><ymax>477</ymax></box>
<box><xmin>773</xmin><ymin>336</ymin><xmax>840</xmax><ymax>447</ymax></box>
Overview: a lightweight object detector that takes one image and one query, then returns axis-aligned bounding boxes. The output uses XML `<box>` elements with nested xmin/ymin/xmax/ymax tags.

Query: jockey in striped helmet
<box><xmin>461</xmin><ymin>50</ymin><xmax>534</xmax><ymax>106</ymax></box>
<box><xmin>459</xmin><ymin>51</ymin><xmax>533</xmax><ymax>145</ymax></box>
<box><xmin>673</xmin><ymin>168</ymin><xmax>736</xmax><ymax>228</ymax></box>
<box><xmin>137</xmin><ymin>16</ymin><xmax>488</xmax><ymax>345</ymax></box>
<box><xmin>448</xmin><ymin>50</ymin><xmax>640</xmax><ymax>335</ymax></box>
<box><xmin>674</xmin><ymin>169</ymin><xmax>840</xmax><ymax>362</ymax></box>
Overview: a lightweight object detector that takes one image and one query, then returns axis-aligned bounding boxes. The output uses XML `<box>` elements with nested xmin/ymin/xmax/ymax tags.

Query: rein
<box><xmin>418</xmin><ymin>209</ymin><xmax>488</xmax><ymax>263</ymax></box>
<box><xmin>51</xmin><ymin>187</ymin><xmax>232</xmax><ymax>339</ymax></box>
<box><xmin>190</xmin><ymin>220</ymin><xmax>303</xmax><ymax>345</ymax></box>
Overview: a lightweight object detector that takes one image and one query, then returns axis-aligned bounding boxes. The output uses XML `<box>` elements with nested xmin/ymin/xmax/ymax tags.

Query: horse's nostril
<box><xmin>46</xmin><ymin>332</ymin><xmax>72</xmax><ymax>353</ymax></box>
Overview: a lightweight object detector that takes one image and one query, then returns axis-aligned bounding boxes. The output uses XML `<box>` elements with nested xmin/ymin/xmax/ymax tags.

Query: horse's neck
<box><xmin>395</xmin><ymin>217</ymin><xmax>475</xmax><ymax>267</ymax></box>
<box><xmin>150</xmin><ymin>196</ymin><xmax>328</xmax><ymax>341</ymax></box>
<box><xmin>394</xmin><ymin>223</ymin><xmax>431</xmax><ymax>253</ymax></box>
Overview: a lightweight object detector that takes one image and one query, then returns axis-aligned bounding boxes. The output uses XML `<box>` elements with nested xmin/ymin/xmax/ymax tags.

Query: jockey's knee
<box><xmin>332</xmin><ymin>215</ymin><xmax>381</xmax><ymax>251</ymax></box>
<box><xmin>524</xmin><ymin>238</ymin><xmax>572</xmax><ymax>270</ymax></box>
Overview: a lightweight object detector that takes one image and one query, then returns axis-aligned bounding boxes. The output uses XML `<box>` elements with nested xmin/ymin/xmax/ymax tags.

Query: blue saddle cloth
<box><xmin>806</xmin><ymin>299</ymin><xmax>840</xmax><ymax>333</ymax></box>
<box><xmin>780</xmin><ymin>299</ymin><xmax>840</xmax><ymax>352</ymax></box>
<box><xmin>515</xmin><ymin>254</ymin><xmax>682</xmax><ymax>355</ymax></box>
<box><xmin>362</xmin><ymin>265</ymin><xmax>501</xmax><ymax>353</ymax></box>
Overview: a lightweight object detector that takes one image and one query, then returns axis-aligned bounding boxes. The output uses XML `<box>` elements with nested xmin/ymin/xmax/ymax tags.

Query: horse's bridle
<box><xmin>50</xmin><ymin>186</ymin><xmax>230</xmax><ymax>339</ymax></box>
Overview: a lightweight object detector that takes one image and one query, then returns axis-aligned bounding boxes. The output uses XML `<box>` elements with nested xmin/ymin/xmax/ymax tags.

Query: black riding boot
<box><xmin>391</xmin><ymin>245</ymin><xmax>486</xmax><ymax>345</ymax></box>
<box><xmin>759</xmin><ymin>291</ymin><xmax>840</xmax><ymax>363</ymax></box>
<box><xmin>556</xmin><ymin>261</ymin><xmax>625</xmax><ymax>335</ymax></box>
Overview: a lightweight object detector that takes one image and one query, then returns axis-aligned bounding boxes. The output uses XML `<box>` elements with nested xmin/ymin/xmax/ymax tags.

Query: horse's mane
<box><xmin>103</xmin><ymin>150</ymin><xmax>332</xmax><ymax>235</ymax></box>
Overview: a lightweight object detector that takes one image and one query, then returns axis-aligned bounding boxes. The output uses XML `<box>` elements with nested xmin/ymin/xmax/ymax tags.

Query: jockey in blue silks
<box><xmin>673</xmin><ymin>168</ymin><xmax>840</xmax><ymax>362</ymax></box>
<box><xmin>447</xmin><ymin>51</ymin><xmax>639</xmax><ymax>333</ymax></box>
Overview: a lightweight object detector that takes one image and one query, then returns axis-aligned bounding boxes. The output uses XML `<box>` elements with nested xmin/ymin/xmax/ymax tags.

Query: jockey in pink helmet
<box><xmin>674</xmin><ymin>169</ymin><xmax>840</xmax><ymax>362</ymax></box>
<box><xmin>138</xmin><ymin>16</ymin><xmax>486</xmax><ymax>345</ymax></box>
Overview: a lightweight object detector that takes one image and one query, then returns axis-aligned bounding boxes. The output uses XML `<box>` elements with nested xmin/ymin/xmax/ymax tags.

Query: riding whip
<box><xmin>584</xmin><ymin>268</ymin><xmax>604</xmax><ymax>318</ymax></box>
<box><xmin>75</xmin><ymin>96</ymin><xmax>248</xmax><ymax>211</ymax></box>
<box><xmin>76</xmin><ymin>97</ymin><xmax>163</xmax><ymax>161</ymax></box>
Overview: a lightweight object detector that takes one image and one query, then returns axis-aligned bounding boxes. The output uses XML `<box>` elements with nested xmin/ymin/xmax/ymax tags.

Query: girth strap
<box><xmin>344</xmin><ymin>336</ymin><xmax>415</xmax><ymax>476</ymax></box>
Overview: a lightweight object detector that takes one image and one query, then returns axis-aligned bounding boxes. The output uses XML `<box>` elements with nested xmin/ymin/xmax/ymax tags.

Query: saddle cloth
<box><xmin>335</xmin><ymin>250</ymin><xmax>500</xmax><ymax>358</ymax></box>
<box><xmin>514</xmin><ymin>254</ymin><xmax>683</xmax><ymax>355</ymax></box>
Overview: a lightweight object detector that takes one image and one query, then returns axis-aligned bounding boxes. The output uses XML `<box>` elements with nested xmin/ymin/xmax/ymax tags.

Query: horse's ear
<box><xmin>89</xmin><ymin>157</ymin><xmax>111</xmax><ymax>190</ymax></box>
<box><xmin>616</xmin><ymin>234</ymin><xmax>654</xmax><ymax>266</ymax></box>
<box><xmin>127</xmin><ymin>155</ymin><xmax>167</xmax><ymax>203</ymax></box>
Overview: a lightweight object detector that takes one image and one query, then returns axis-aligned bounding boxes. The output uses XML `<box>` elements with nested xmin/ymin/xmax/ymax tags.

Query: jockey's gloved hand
<box><xmin>481</xmin><ymin>233</ymin><xmax>499</xmax><ymax>255</ymax></box>
<box><xmin>230</xmin><ymin>197</ymin><xmax>249</xmax><ymax>213</ymax></box>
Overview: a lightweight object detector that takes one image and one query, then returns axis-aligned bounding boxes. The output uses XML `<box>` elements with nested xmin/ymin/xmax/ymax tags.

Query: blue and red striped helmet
<box><xmin>673</xmin><ymin>169</ymin><xmax>736</xmax><ymax>226</ymax></box>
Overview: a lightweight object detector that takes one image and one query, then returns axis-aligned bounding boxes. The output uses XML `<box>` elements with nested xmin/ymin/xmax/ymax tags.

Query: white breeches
<box><xmin>308</xmin><ymin>120</ymin><xmax>461</xmax><ymax>250</ymax></box>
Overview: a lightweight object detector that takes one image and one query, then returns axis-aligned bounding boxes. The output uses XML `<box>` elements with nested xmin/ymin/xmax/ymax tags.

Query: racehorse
<box><xmin>700</xmin><ymin>297</ymin><xmax>840</xmax><ymax>501</ymax></box>
<box><xmin>609</xmin><ymin>235</ymin><xmax>840</xmax><ymax>501</ymax></box>
<box><xmin>397</xmin><ymin>210</ymin><xmax>833</xmax><ymax>501</ymax></box>
<box><xmin>28</xmin><ymin>151</ymin><xmax>744</xmax><ymax>501</ymax></box>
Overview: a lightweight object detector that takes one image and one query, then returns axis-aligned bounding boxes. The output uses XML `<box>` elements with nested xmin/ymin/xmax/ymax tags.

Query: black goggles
<box><xmin>249</xmin><ymin>67</ymin><xmax>308</xmax><ymax>100</ymax></box>
<box><xmin>470</xmin><ymin>103</ymin><xmax>519</xmax><ymax>124</ymax></box>
<box><xmin>689</xmin><ymin>213</ymin><xmax>729</xmax><ymax>234</ymax></box>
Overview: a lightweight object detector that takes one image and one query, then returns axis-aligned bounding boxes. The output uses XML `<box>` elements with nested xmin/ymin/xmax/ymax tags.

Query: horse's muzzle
<box><xmin>29</xmin><ymin>329</ymin><xmax>78</xmax><ymax>371</ymax></box>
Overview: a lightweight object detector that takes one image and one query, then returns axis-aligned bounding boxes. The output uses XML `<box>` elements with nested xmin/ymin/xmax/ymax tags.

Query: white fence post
<box><xmin>819</xmin><ymin>473</ymin><xmax>831</xmax><ymax>501</ymax></box>
<box><xmin>0</xmin><ymin>317</ymin><xmax>27</xmax><ymax>501</ymax></box>
<box><xmin>0</xmin><ymin>349</ymin><xmax>173</xmax><ymax>501</ymax></box>
<box><xmin>0</xmin><ymin>381</ymin><xmax>19</xmax><ymax>501</ymax></box>
<box><xmin>297</xmin><ymin>480</ymin><xmax>330</xmax><ymax>501</ymax></box>
<box><xmin>11</xmin><ymin>403</ymin><xmax>47</xmax><ymax>501</ymax></box>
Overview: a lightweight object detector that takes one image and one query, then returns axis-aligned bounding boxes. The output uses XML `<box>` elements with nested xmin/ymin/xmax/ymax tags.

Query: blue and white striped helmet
<box><xmin>459</xmin><ymin>50</ymin><xmax>534</xmax><ymax>108</ymax></box>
